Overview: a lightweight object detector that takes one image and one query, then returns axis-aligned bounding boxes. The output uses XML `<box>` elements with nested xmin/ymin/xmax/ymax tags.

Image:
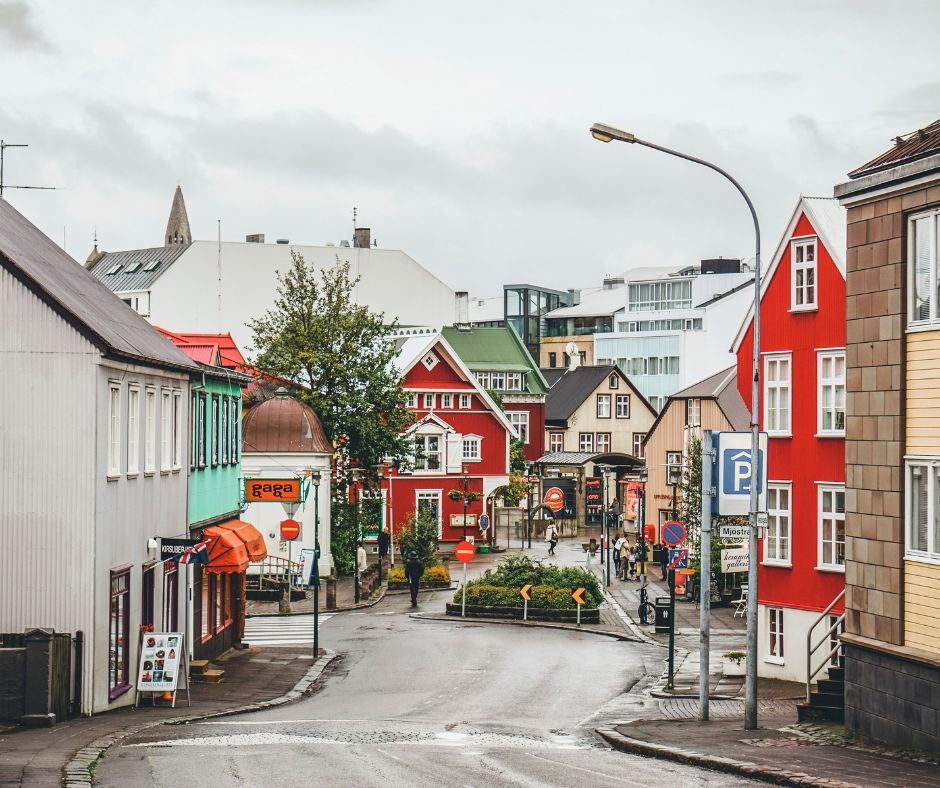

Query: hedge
<box><xmin>462</xmin><ymin>555</ymin><xmax>603</xmax><ymax>608</ymax></box>
<box><xmin>454</xmin><ymin>584</ymin><xmax>590</xmax><ymax>610</ymax></box>
<box><xmin>388</xmin><ymin>564</ymin><xmax>451</xmax><ymax>583</ymax></box>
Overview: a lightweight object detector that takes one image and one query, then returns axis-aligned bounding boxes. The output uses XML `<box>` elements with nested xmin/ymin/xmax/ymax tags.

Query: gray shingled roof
<box><xmin>0</xmin><ymin>199</ymin><xmax>198</xmax><ymax>372</ymax></box>
<box><xmin>88</xmin><ymin>243</ymin><xmax>190</xmax><ymax>293</ymax></box>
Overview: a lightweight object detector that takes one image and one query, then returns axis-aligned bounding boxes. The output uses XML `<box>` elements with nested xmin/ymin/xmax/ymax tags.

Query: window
<box><xmin>549</xmin><ymin>432</ymin><xmax>564</xmax><ymax>452</ymax></box>
<box><xmin>579</xmin><ymin>433</ymin><xmax>595</xmax><ymax>452</ymax></box>
<box><xmin>632</xmin><ymin>433</ymin><xmax>645</xmax><ymax>459</ymax></box>
<box><xmin>161</xmin><ymin>389</ymin><xmax>172</xmax><ymax>471</ymax></box>
<box><xmin>791</xmin><ymin>239</ymin><xmax>817</xmax><ymax>310</ymax></box>
<box><xmin>215</xmin><ymin>574</ymin><xmax>225</xmax><ymax>632</ymax></box>
<box><xmin>127</xmin><ymin>386</ymin><xmax>140</xmax><ymax>475</ymax></box>
<box><xmin>414</xmin><ymin>434</ymin><xmax>442</xmax><ymax>471</ymax></box>
<box><xmin>596</xmin><ymin>394</ymin><xmax>611</xmax><ymax>418</ymax></box>
<box><xmin>649</xmin><ymin>395</ymin><xmax>666</xmax><ymax>412</ymax></box>
<box><xmin>211</xmin><ymin>395</ymin><xmax>219</xmax><ymax>466</ymax></box>
<box><xmin>818</xmin><ymin>485</ymin><xmax>846</xmax><ymax>569</ymax></box>
<box><xmin>143</xmin><ymin>257</ymin><xmax>161</xmax><ymax>272</ymax></box>
<box><xmin>609</xmin><ymin>374</ymin><xmax>618</xmax><ymax>389</ymax></box>
<box><xmin>109</xmin><ymin>569</ymin><xmax>130</xmax><ymax>698</ymax></box>
<box><xmin>459</xmin><ymin>394</ymin><xmax>471</xmax><ymax>409</ymax></box>
<box><xmin>909</xmin><ymin>208</ymin><xmax>940</xmax><ymax>325</ymax></box>
<box><xmin>666</xmin><ymin>451</ymin><xmax>683</xmax><ymax>484</ymax></box>
<box><xmin>221</xmin><ymin>395</ymin><xmax>229</xmax><ymax>464</ymax></box>
<box><xmin>416</xmin><ymin>491</ymin><xmax>442</xmax><ymax>537</ymax></box>
<box><xmin>406</xmin><ymin>392</ymin><xmax>417</xmax><ymax>408</ymax></box>
<box><xmin>615</xmin><ymin>394</ymin><xmax>631</xmax><ymax>419</ymax></box>
<box><xmin>163</xmin><ymin>561</ymin><xmax>178</xmax><ymax>631</ymax></box>
<box><xmin>628</xmin><ymin>279</ymin><xmax>692</xmax><ymax>312</ymax></box>
<box><xmin>423</xmin><ymin>393</ymin><xmax>435</xmax><ymax>409</ymax></box>
<box><xmin>764</xmin><ymin>484</ymin><xmax>791</xmax><ymax>564</ymax></box>
<box><xmin>818</xmin><ymin>351</ymin><xmax>845</xmax><ymax>435</ymax></box>
<box><xmin>506</xmin><ymin>372</ymin><xmax>522</xmax><ymax>391</ymax></box>
<box><xmin>462</xmin><ymin>436</ymin><xmax>481</xmax><ymax>461</ymax></box>
<box><xmin>105</xmin><ymin>262</ymin><xmax>122</xmax><ymax>275</ymax></box>
<box><xmin>196</xmin><ymin>394</ymin><xmax>206</xmax><ymax>467</ymax></box>
<box><xmin>476</xmin><ymin>372</ymin><xmax>490</xmax><ymax>389</ymax></box>
<box><xmin>108</xmin><ymin>382</ymin><xmax>121</xmax><ymax>477</ymax></box>
<box><xmin>764</xmin><ymin>354</ymin><xmax>791</xmax><ymax>435</ymax></box>
<box><xmin>141</xmin><ymin>567</ymin><xmax>155</xmax><ymax>630</ymax></box>
<box><xmin>548</xmin><ymin>352</ymin><xmax>557</xmax><ymax>368</ymax></box>
<box><xmin>190</xmin><ymin>393</ymin><xmax>197</xmax><ymax>469</ymax></box>
<box><xmin>685</xmin><ymin>398</ymin><xmax>701</xmax><ymax>427</ymax></box>
<box><xmin>441</xmin><ymin>393</ymin><xmax>453</xmax><ymax>409</ymax></box>
<box><xmin>768</xmin><ymin>608</ymin><xmax>784</xmax><ymax>660</ymax></box>
<box><xmin>172</xmin><ymin>390</ymin><xmax>182</xmax><ymax>469</ymax></box>
<box><xmin>596</xmin><ymin>433</ymin><xmax>611</xmax><ymax>453</ymax></box>
<box><xmin>905</xmin><ymin>460</ymin><xmax>940</xmax><ymax>559</ymax></box>
<box><xmin>507</xmin><ymin>411</ymin><xmax>529</xmax><ymax>444</ymax></box>
<box><xmin>145</xmin><ymin>388</ymin><xmax>156</xmax><ymax>472</ymax></box>
<box><xmin>230</xmin><ymin>398</ymin><xmax>239</xmax><ymax>462</ymax></box>
<box><xmin>200</xmin><ymin>570</ymin><xmax>210</xmax><ymax>639</ymax></box>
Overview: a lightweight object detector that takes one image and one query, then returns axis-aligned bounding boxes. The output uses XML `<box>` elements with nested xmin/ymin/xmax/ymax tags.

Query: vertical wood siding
<box><xmin>903</xmin><ymin>560</ymin><xmax>940</xmax><ymax>654</ymax></box>
<box><xmin>906</xmin><ymin>331</ymin><xmax>940</xmax><ymax>453</ymax></box>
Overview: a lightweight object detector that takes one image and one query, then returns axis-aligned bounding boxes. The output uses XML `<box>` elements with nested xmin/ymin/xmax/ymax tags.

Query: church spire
<box><xmin>164</xmin><ymin>185</ymin><xmax>192</xmax><ymax>246</ymax></box>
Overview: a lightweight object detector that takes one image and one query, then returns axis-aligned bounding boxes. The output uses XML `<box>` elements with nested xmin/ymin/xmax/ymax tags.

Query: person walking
<box><xmin>612</xmin><ymin>533</ymin><xmax>625</xmax><ymax>578</ymax></box>
<box><xmin>657</xmin><ymin>542</ymin><xmax>669</xmax><ymax>581</ymax></box>
<box><xmin>544</xmin><ymin>520</ymin><xmax>559</xmax><ymax>556</ymax></box>
<box><xmin>377</xmin><ymin>526</ymin><xmax>390</xmax><ymax>584</ymax></box>
<box><xmin>628</xmin><ymin>545</ymin><xmax>638</xmax><ymax>581</ymax></box>
<box><xmin>619</xmin><ymin>537</ymin><xmax>631</xmax><ymax>581</ymax></box>
<box><xmin>405</xmin><ymin>551</ymin><xmax>424</xmax><ymax>607</ymax></box>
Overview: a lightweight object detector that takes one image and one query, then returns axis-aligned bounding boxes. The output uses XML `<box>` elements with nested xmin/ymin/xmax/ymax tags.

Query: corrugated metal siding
<box><xmin>904</xmin><ymin>560</ymin><xmax>940</xmax><ymax>655</ymax></box>
<box><xmin>0</xmin><ymin>266</ymin><xmax>98</xmax><ymax>711</ymax></box>
<box><xmin>906</xmin><ymin>331</ymin><xmax>940</xmax><ymax>454</ymax></box>
<box><xmin>643</xmin><ymin>399</ymin><xmax>686</xmax><ymax>517</ymax></box>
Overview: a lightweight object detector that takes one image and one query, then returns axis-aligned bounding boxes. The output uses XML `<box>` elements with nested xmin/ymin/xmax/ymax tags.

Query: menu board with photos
<box><xmin>137</xmin><ymin>632</ymin><xmax>184</xmax><ymax>692</ymax></box>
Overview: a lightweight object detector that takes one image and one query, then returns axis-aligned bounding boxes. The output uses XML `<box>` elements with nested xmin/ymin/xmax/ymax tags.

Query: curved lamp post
<box><xmin>590</xmin><ymin>122</ymin><xmax>761</xmax><ymax>730</ymax></box>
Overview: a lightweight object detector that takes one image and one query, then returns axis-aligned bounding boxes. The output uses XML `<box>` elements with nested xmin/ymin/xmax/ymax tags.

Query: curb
<box><xmin>409</xmin><ymin>611</ymin><xmax>642</xmax><ymax>643</ymax></box>
<box><xmin>246</xmin><ymin>586</ymin><xmax>388</xmax><ymax>618</ymax></box>
<box><xmin>600</xmin><ymin>581</ymin><xmax>661</xmax><ymax>647</ymax></box>
<box><xmin>595</xmin><ymin>727</ymin><xmax>862</xmax><ymax>788</ymax></box>
<box><xmin>63</xmin><ymin>650</ymin><xmax>338</xmax><ymax>787</ymax></box>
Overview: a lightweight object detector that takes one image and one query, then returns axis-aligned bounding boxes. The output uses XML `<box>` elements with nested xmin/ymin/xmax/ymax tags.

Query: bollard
<box><xmin>326</xmin><ymin>576</ymin><xmax>337</xmax><ymax>610</ymax></box>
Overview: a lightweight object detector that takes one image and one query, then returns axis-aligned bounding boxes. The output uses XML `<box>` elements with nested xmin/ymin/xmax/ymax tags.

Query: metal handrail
<box><xmin>805</xmin><ymin>589</ymin><xmax>845</xmax><ymax>702</ymax></box>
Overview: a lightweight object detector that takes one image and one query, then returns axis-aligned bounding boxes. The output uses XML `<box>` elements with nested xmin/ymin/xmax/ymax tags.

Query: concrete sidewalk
<box><xmin>0</xmin><ymin>645</ymin><xmax>322</xmax><ymax>787</ymax></box>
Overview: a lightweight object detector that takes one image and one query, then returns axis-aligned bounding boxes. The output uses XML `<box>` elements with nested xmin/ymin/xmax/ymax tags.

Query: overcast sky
<box><xmin>2</xmin><ymin>0</ymin><xmax>938</xmax><ymax>296</ymax></box>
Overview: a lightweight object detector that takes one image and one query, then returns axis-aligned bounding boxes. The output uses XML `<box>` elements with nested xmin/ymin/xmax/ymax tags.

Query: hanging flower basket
<box><xmin>448</xmin><ymin>489</ymin><xmax>481</xmax><ymax>503</ymax></box>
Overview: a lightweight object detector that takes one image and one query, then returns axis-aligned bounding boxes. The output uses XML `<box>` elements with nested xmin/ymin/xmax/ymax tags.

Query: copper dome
<box><xmin>242</xmin><ymin>393</ymin><xmax>332</xmax><ymax>454</ymax></box>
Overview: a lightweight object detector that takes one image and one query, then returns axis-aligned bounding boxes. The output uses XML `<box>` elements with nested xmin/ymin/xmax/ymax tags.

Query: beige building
<box><xmin>641</xmin><ymin>367</ymin><xmax>749</xmax><ymax>533</ymax></box>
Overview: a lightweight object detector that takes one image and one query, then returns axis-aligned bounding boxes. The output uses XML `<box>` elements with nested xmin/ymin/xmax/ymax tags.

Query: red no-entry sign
<box><xmin>280</xmin><ymin>518</ymin><xmax>301</xmax><ymax>541</ymax></box>
<box><xmin>454</xmin><ymin>540</ymin><xmax>476</xmax><ymax>563</ymax></box>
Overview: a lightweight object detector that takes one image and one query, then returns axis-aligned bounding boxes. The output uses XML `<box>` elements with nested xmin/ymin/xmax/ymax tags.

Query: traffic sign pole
<box><xmin>699</xmin><ymin>430</ymin><xmax>714</xmax><ymax>721</ymax></box>
<box><xmin>454</xmin><ymin>540</ymin><xmax>476</xmax><ymax>618</ymax></box>
<box><xmin>461</xmin><ymin>562</ymin><xmax>467</xmax><ymax>618</ymax></box>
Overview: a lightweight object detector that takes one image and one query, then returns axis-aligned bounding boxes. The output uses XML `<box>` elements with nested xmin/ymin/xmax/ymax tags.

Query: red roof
<box><xmin>155</xmin><ymin>327</ymin><xmax>247</xmax><ymax>368</ymax></box>
<box><xmin>848</xmin><ymin>118</ymin><xmax>940</xmax><ymax>178</ymax></box>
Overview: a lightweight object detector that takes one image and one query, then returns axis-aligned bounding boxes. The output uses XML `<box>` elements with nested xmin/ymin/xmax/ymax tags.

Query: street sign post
<box><xmin>660</xmin><ymin>520</ymin><xmax>685</xmax><ymax>691</ymax></box>
<box><xmin>572</xmin><ymin>587</ymin><xmax>586</xmax><ymax>626</ymax></box>
<box><xmin>280</xmin><ymin>519</ymin><xmax>301</xmax><ymax>541</ymax></box>
<box><xmin>668</xmin><ymin>548</ymin><xmax>689</xmax><ymax>569</ymax></box>
<box><xmin>718</xmin><ymin>523</ymin><xmax>749</xmax><ymax>543</ymax></box>
<box><xmin>661</xmin><ymin>520</ymin><xmax>687</xmax><ymax>547</ymax></box>
<box><xmin>520</xmin><ymin>584</ymin><xmax>532</xmax><ymax>620</ymax></box>
<box><xmin>455</xmin><ymin>540</ymin><xmax>475</xmax><ymax>617</ymax></box>
<box><xmin>712</xmin><ymin>432</ymin><xmax>768</xmax><ymax>516</ymax></box>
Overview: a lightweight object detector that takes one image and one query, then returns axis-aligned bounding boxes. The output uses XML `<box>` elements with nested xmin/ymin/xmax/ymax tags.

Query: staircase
<box><xmin>189</xmin><ymin>659</ymin><xmax>225</xmax><ymax>684</ymax></box>
<box><xmin>797</xmin><ymin>656</ymin><xmax>844</xmax><ymax>722</ymax></box>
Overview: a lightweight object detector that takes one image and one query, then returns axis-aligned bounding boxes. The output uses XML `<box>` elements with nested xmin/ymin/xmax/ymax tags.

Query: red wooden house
<box><xmin>381</xmin><ymin>332</ymin><xmax>515</xmax><ymax>549</ymax></box>
<box><xmin>732</xmin><ymin>196</ymin><xmax>846</xmax><ymax>683</ymax></box>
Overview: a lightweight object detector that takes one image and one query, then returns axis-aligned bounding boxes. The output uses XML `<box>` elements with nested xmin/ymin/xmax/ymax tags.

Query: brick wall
<box><xmin>845</xmin><ymin>184</ymin><xmax>940</xmax><ymax>645</ymax></box>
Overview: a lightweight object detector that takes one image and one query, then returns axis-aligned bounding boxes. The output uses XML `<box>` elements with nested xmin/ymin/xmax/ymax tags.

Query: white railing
<box><xmin>805</xmin><ymin>589</ymin><xmax>845</xmax><ymax>702</ymax></box>
<box><xmin>249</xmin><ymin>555</ymin><xmax>303</xmax><ymax>588</ymax></box>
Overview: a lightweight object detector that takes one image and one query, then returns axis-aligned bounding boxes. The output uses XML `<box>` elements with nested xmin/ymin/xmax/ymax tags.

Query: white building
<box><xmin>594</xmin><ymin>260</ymin><xmax>753</xmax><ymax>411</ymax></box>
<box><xmin>0</xmin><ymin>199</ymin><xmax>198</xmax><ymax>716</ymax></box>
<box><xmin>86</xmin><ymin>188</ymin><xmax>458</xmax><ymax>353</ymax></box>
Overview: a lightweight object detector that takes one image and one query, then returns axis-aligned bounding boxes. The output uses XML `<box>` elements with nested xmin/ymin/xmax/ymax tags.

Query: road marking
<box><xmin>196</xmin><ymin>719</ymin><xmax>374</xmax><ymax>725</ymax></box>
<box><xmin>526</xmin><ymin>753</ymin><xmax>643</xmax><ymax>785</ymax></box>
<box><xmin>376</xmin><ymin>747</ymin><xmax>401</xmax><ymax>762</ymax></box>
<box><xmin>243</xmin><ymin>613</ymin><xmax>334</xmax><ymax>646</ymax></box>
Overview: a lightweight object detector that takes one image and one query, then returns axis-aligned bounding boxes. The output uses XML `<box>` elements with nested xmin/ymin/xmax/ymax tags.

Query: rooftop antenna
<box><xmin>0</xmin><ymin>141</ymin><xmax>57</xmax><ymax>197</ymax></box>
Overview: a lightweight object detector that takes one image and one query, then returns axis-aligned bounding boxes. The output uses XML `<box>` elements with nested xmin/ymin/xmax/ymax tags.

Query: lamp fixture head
<box><xmin>590</xmin><ymin>123</ymin><xmax>636</xmax><ymax>144</ymax></box>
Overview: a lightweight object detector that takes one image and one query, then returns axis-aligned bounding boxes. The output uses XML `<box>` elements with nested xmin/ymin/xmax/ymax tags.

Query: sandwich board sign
<box><xmin>712</xmin><ymin>432</ymin><xmax>768</xmax><ymax>516</ymax></box>
<box><xmin>136</xmin><ymin>632</ymin><xmax>190</xmax><ymax>708</ymax></box>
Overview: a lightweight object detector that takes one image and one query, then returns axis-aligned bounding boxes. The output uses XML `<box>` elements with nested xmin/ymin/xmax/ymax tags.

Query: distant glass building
<box><xmin>503</xmin><ymin>284</ymin><xmax>570</xmax><ymax>357</ymax></box>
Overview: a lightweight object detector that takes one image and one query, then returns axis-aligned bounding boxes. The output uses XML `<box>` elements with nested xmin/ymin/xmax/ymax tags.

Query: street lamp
<box><xmin>525</xmin><ymin>462</ymin><xmax>533</xmax><ymax>550</ymax></box>
<box><xmin>351</xmin><ymin>467</ymin><xmax>361</xmax><ymax>604</ymax></box>
<box><xmin>461</xmin><ymin>465</ymin><xmax>470</xmax><ymax>542</ymax></box>
<box><xmin>592</xmin><ymin>121</ymin><xmax>762</xmax><ymax>729</ymax></box>
<box><xmin>311</xmin><ymin>469</ymin><xmax>321</xmax><ymax>660</ymax></box>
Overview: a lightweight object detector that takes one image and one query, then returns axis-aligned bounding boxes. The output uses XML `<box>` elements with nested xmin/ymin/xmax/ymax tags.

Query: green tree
<box><xmin>396</xmin><ymin>509</ymin><xmax>441</xmax><ymax>567</ymax></box>
<box><xmin>680</xmin><ymin>435</ymin><xmax>703</xmax><ymax>541</ymax></box>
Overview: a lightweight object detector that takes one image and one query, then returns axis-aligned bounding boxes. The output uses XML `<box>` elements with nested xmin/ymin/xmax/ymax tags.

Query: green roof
<box><xmin>442</xmin><ymin>326</ymin><xmax>549</xmax><ymax>395</ymax></box>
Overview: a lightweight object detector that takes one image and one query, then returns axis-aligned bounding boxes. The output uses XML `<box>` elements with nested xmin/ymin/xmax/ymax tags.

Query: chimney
<box><xmin>603</xmin><ymin>276</ymin><xmax>625</xmax><ymax>290</ymax></box>
<box><xmin>567</xmin><ymin>288</ymin><xmax>581</xmax><ymax>307</ymax></box>
<box><xmin>246</xmin><ymin>233</ymin><xmax>265</xmax><ymax>243</ymax></box>
<box><xmin>455</xmin><ymin>291</ymin><xmax>470</xmax><ymax>329</ymax></box>
<box><xmin>354</xmin><ymin>227</ymin><xmax>371</xmax><ymax>249</ymax></box>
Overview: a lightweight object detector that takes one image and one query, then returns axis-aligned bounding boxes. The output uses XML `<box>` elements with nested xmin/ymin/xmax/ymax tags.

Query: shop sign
<box><xmin>137</xmin><ymin>633</ymin><xmax>185</xmax><ymax>692</ymax></box>
<box><xmin>159</xmin><ymin>538</ymin><xmax>201</xmax><ymax>562</ymax></box>
<box><xmin>543</xmin><ymin>477</ymin><xmax>576</xmax><ymax>519</ymax></box>
<box><xmin>721</xmin><ymin>546</ymin><xmax>749</xmax><ymax>573</ymax></box>
<box><xmin>245</xmin><ymin>478</ymin><xmax>302</xmax><ymax>502</ymax></box>
<box><xmin>450</xmin><ymin>513</ymin><xmax>477</xmax><ymax>527</ymax></box>
<box><xmin>585</xmin><ymin>478</ymin><xmax>602</xmax><ymax>511</ymax></box>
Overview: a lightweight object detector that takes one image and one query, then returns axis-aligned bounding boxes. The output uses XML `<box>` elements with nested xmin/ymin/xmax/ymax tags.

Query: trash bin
<box><xmin>654</xmin><ymin>596</ymin><xmax>672</xmax><ymax>634</ymax></box>
<box><xmin>513</xmin><ymin>522</ymin><xmax>521</xmax><ymax>539</ymax></box>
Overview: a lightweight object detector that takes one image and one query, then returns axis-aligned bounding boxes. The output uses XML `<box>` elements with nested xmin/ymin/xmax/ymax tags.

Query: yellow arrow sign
<box><xmin>572</xmin><ymin>587</ymin><xmax>586</xmax><ymax>605</ymax></box>
<box><xmin>520</xmin><ymin>584</ymin><xmax>532</xmax><ymax>601</ymax></box>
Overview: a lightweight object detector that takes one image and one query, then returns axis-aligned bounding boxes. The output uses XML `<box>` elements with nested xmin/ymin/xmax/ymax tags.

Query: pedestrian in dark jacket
<box><xmin>405</xmin><ymin>551</ymin><xmax>424</xmax><ymax>607</ymax></box>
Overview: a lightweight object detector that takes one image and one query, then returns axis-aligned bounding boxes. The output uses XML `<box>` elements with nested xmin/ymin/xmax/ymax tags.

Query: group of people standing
<box><xmin>612</xmin><ymin>533</ymin><xmax>642</xmax><ymax>581</ymax></box>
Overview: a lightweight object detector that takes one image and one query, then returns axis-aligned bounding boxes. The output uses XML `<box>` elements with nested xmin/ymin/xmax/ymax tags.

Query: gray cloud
<box><xmin>0</xmin><ymin>1</ymin><xmax>51</xmax><ymax>50</ymax></box>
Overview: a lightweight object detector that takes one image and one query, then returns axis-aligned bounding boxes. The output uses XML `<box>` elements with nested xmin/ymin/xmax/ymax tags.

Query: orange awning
<box><xmin>216</xmin><ymin>520</ymin><xmax>268</xmax><ymax>562</ymax></box>
<box><xmin>204</xmin><ymin>527</ymin><xmax>250</xmax><ymax>574</ymax></box>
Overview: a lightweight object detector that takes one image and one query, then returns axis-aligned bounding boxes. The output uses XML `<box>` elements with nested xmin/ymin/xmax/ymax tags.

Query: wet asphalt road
<box><xmin>94</xmin><ymin>588</ymin><xmax>758</xmax><ymax>787</ymax></box>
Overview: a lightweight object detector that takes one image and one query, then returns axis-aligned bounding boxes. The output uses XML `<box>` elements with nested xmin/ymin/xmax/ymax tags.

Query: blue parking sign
<box><xmin>713</xmin><ymin>432</ymin><xmax>768</xmax><ymax>516</ymax></box>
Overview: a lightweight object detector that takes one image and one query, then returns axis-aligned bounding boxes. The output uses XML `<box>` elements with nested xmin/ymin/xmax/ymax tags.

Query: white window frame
<box><xmin>608</xmin><ymin>374</ymin><xmax>619</xmax><ymax>389</ymax></box>
<box><xmin>685</xmin><ymin>398</ymin><xmax>701</xmax><ymax>427</ymax></box>
<box><xmin>416</xmin><ymin>490</ymin><xmax>443</xmax><ymax>538</ymax></box>
<box><xmin>767</xmin><ymin>607</ymin><xmax>785</xmax><ymax>662</ymax></box>
<box><xmin>459</xmin><ymin>394</ymin><xmax>471</xmax><ymax>409</ymax></box>
<box><xmin>817</xmin><ymin>350</ymin><xmax>846</xmax><ymax>436</ymax></box>
<box><xmin>145</xmin><ymin>388</ymin><xmax>157</xmax><ymax>473</ymax></box>
<box><xmin>172</xmin><ymin>390</ymin><xmax>182</xmax><ymax>470</ymax></box>
<box><xmin>406</xmin><ymin>392</ymin><xmax>417</xmax><ymax>408</ymax></box>
<box><xmin>632</xmin><ymin>432</ymin><xmax>645</xmax><ymax>459</ymax></box>
<box><xmin>595</xmin><ymin>432</ymin><xmax>611</xmax><ymax>453</ymax></box>
<box><xmin>905</xmin><ymin>459</ymin><xmax>940</xmax><ymax>561</ymax></box>
<box><xmin>423</xmin><ymin>393</ymin><xmax>435</xmax><ymax>409</ymax></box>
<box><xmin>596</xmin><ymin>394</ymin><xmax>611</xmax><ymax>419</ymax></box>
<box><xmin>579</xmin><ymin>432</ymin><xmax>595</xmax><ymax>453</ymax></box>
<box><xmin>908</xmin><ymin>208</ymin><xmax>940</xmax><ymax>328</ymax></box>
<box><xmin>462</xmin><ymin>435</ymin><xmax>482</xmax><ymax>462</ymax></box>
<box><xmin>413</xmin><ymin>433</ymin><xmax>443</xmax><ymax>473</ymax></box>
<box><xmin>791</xmin><ymin>238</ymin><xmax>817</xmax><ymax>311</ymax></box>
<box><xmin>817</xmin><ymin>483</ymin><xmax>846</xmax><ymax>571</ymax></box>
<box><xmin>763</xmin><ymin>482</ymin><xmax>791</xmax><ymax>566</ymax></box>
<box><xmin>506</xmin><ymin>410</ymin><xmax>529</xmax><ymax>444</ymax></box>
<box><xmin>441</xmin><ymin>393</ymin><xmax>453</xmax><ymax>409</ymax></box>
<box><xmin>549</xmin><ymin>432</ymin><xmax>564</xmax><ymax>452</ymax></box>
<box><xmin>160</xmin><ymin>389</ymin><xmax>172</xmax><ymax>472</ymax></box>
<box><xmin>108</xmin><ymin>382</ymin><xmax>121</xmax><ymax>478</ymax></box>
<box><xmin>763</xmin><ymin>353</ymin><xmax>792</xmax><ymax>436</ymax></box>
<box><xmin>505</xmin><ymin>372</ymin><xmax>522</xmax><ymax>391</ymax></box>
<box><xmin>126</xmin><ymin>385</ymin><xmax>140</xmax><ymax>476</ymax></box>
<box><xmin>615</xmin><ymin>394</ymin><xmax>631</xmax><ymax>419</ymax></box>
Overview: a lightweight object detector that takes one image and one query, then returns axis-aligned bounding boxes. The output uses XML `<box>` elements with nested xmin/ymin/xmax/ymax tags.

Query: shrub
<box><xmin>469</xmin><ymin>554</ymin><xmax>602</xmax><ymax>607</ymax></box>
<box><xmin>454</xmin><ymin>584</ymin><xmax>583</xmax><ymax>609</ymax></box>
<box><xmin>395</xmin><ymin>509</ymin><xmax>440</xmax><ymax>568</ymax></box>
<box><xmin>389</xmin><ymin>563</ymin><xmax>450</xmax><ymax>583</ymax></box>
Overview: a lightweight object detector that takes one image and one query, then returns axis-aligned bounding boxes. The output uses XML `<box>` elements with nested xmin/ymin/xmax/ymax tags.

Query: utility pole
<box><xmin>312</xmin><ymin>471</ymin><xmax>321</xmax><ymax>660</ymax></box>
<box><xmin>699</xmin><ymin>430</ymin><xmax>714</xmax><ymax>720</ymax></box>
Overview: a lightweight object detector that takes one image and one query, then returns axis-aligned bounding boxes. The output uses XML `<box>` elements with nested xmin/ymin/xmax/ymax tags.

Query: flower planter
<box><xmin>722</xmin><ymin>657</ymin><xmax>746</xmax><ymax>677</ymax></box>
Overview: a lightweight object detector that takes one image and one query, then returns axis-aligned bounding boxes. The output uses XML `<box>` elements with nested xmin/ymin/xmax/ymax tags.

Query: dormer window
<box><xmin>791</xmin><ymin>239</ymin><xmax>817</xmax><ymax>311</ymax></box>
<box><xmin>106</xmin><ymin>262</ymin><xmax>122</xmax><ymax>275</ymax></box>
<box><xmin>609</xmin><ymin>374</ymin><xmax>618</xmax><ymax>389</ymax></box>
